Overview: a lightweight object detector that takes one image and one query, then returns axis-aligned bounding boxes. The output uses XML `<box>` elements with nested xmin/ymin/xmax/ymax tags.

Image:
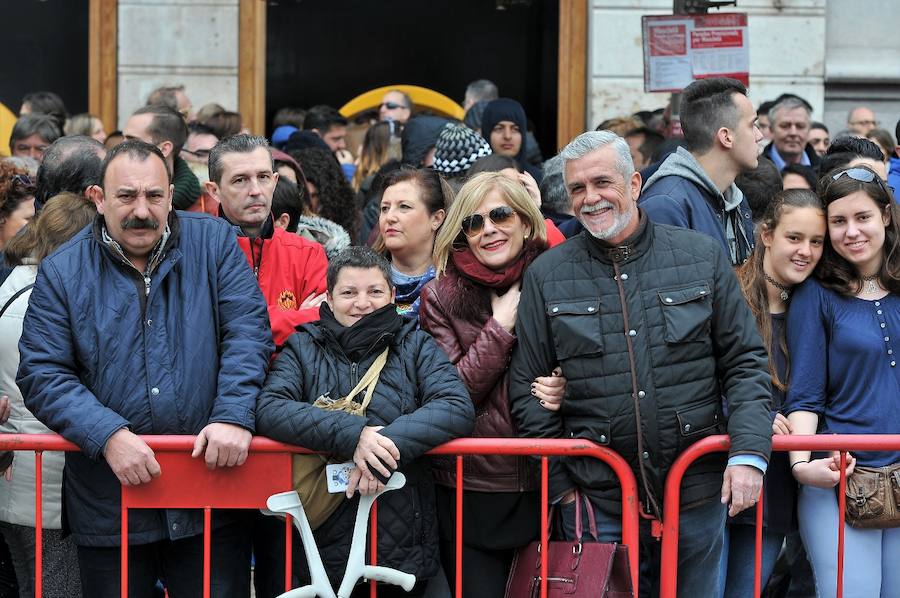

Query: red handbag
<box><xmin>504</xmin><ymin>491</ymin><xmax>633</xmax><ymax>598</ymax></box>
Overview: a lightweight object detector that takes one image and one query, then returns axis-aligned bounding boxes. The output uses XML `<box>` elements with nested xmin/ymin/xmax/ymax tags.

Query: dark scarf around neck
<box><xmin>450</xmin><ymin>240</ymin><xmax>545</xmax><ymax>290</ymax></box>
<box><xmin>319</xmin><ymin>302</ymin><xmax>402</xmax><ymax>361</ymax></box>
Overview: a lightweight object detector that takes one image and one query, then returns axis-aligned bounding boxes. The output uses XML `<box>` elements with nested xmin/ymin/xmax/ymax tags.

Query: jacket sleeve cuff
<box><xmin>727</xmin><ymin>454</ymin><xmax>767</xmax><ymax>474</ymax></box>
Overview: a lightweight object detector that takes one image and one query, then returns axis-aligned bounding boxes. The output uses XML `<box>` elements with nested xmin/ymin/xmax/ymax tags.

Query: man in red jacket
<box><xmin>205</xmin><ymin>134</ymin><xmax>328</xmax><ymax>348</ymax></box>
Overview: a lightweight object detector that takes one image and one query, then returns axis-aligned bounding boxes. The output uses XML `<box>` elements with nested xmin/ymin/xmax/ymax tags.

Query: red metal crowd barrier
<box><xmin>0</xmin><ymin>435</ymin><xmax>640</xmax><ymax>598</ymax></box>
<box><xmin>659</xmin><ymin>434</ymin><xmax>900</xmax><ymax>598</ymax></box>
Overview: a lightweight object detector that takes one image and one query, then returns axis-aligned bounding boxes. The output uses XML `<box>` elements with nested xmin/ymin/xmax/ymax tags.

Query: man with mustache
<box><xmin>509</xmin><ymin>130</ymin><xmax>772</xmax><ymax>596</ymax></box>
<box><xmin>16</xmin><ymin>139</ymin><xmax>273</xmax><ymax>596</ymax></box>
<box><xmin>205</xmin><ymin>134</ymin><xmax>328</xmax><ymax>350</ymax></box>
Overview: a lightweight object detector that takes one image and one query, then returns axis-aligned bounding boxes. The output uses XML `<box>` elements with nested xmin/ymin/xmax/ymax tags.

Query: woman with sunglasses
<box><xmin>374</xmin><ymin>168</ymin><xmax>452</xmax><ymax>322</ymax></box>
<box><xmin>720</xmin><ymin>189</ymin><xmax>826</xmax><ymax>596</ymax></box>
<box><xmin>419</xmin><ymin>172</ymin><xmax>566</xmax><ymax>597</ymax></box>
<box><xmin>784</xmin><ymin>166</ymin><xmax>900</xmax><ymax>597</ymax></box>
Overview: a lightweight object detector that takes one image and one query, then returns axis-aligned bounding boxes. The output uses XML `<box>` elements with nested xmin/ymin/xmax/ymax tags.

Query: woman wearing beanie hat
<box><xmin>432</xmin><ymin>123</ymin><xmax>493</xmax><ymax>181</ymax></box>
<box><xmin>480</xmin><ymin>98</ymin><xmax>542</xmax><ymax>182</ymax></box>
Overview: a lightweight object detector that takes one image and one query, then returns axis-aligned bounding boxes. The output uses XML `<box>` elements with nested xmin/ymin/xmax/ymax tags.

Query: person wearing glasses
<box><xmin>846</xmin><ymin>106</ymin><xmax>879</xmax><ymax>136</ymax></box>
<box><xmin>379</xmin><ymin>90</ymin><xmax>413</xmax><ymax>125</ymax></box>
<box><xmin>784</xmin><ymin>165</ymin><xmax>900</xmax><ymax>598</ymax></box>
<box><xmin>508</xmin><ymin>131</ymin><xmax>773</xmax><ymax>596</ymax></box>
<box><xmin>419</xmin><ymin>172</ymin><xmax>566</xmax><ymax>597</ymax></box>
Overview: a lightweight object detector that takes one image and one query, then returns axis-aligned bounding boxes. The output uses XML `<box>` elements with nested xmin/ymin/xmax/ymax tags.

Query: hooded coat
<box><xmin>639</xmin><ymin>146</ymin><xmax>755</xmax><ymax>266</ymax></box>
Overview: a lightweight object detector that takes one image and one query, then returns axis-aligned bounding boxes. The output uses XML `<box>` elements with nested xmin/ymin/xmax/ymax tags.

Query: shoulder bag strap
<box><xmin>0</xmin><ymin>283</ymin><xmax>34</xmax><ymax>319</ymax></box>
<box><xmin>353</xmin><ymin>347</ymin><xmax>389</xmax><ymax>413</ymax></box>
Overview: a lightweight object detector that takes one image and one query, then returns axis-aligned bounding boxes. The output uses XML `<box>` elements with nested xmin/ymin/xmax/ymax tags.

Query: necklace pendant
<box><xmin>780</xmin><ymin>290</ymin><xmax>789</xmax><ymax>301</ymax></box>
<box><xmin>866</xmin><ymin>279</ymin><xmax>878</xmax><ymax>294</ymax></box>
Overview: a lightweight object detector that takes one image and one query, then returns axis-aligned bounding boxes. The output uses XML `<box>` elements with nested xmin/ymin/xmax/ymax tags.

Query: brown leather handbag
<box><xmin>505</xmin><ymin>491</ymin><xmax>633</xmax><ymax>598</ymax></box>
<box><xmin>844</xmin><ymin>463</ymin><xmax>900</xmax><ymax>529</ymax></box>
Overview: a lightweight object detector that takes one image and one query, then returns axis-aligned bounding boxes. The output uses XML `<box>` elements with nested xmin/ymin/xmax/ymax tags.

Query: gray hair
<box><xmin>10</xmin><ymin>114</ymin><xmax>62</xmax><ymax>147</ymax></box>
<box><xmin>208</xmin><ymin>134</ymin><xmax>272</xmax><ymax>184</ymax></box>
<box><xmin>559</xmin><ymin>130</ymin><xmax>634</xmax><ymax>184</ymax></box>
<box><xmin>768</xmin><ymin>97</ymin><xmax>811</xmax><ymax>125</ymax></box>
<box><xmin>538</xmin><ymin>155</ymin><xmax>571</xmax><ymax>214</ymax></box>
<box><xmin>465</xmin><ymin>79</ymin><xmax>499</xmax><ymax>103</ymax></box>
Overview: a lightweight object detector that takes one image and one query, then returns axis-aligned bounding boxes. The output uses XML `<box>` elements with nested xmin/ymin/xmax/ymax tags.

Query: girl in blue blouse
<box><xmin>785</xmin><ymin>165</ymin><xmax>900</xmax><ymax>598</ymax></box>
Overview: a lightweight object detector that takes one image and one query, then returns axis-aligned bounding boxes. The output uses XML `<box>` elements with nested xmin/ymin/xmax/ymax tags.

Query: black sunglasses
<box><xmin>461</xmin><ymin>206</ymin><xmax>517</xmax><ymax>237</ymax></box>
<box><xmin>11</xmin><ymin>174</ymin><xmax>33</xmax><ymax>186</ymax></box>
<box><xmin>830</xmin><ymin>167</ymin><xmax>895</xmax><ymax>195</ymax></box>
<box><xmin>380</xmin><ymin>102</ymin><xmax>407</xmax><ymax>111</ymax></box>
<box><xmin>182</xmin><ymin>148</ymin><xmax>211</xmax><ymax>158</ymax></box>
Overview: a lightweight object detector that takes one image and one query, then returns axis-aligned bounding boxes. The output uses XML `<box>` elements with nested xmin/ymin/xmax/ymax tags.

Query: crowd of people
<box><xmin>0</xmin><ymin>76</ymin><xmax>897</xmax><ymax>598</ymax></box>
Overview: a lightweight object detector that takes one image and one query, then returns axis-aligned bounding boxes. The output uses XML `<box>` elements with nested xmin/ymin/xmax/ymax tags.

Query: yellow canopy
<box><xmin>340</xmin><ymin>85</ymin><xmax>465</xmax><ymax>121</ymax></box>
<box><xmin>0</xmin><ymin>103</ymin><xmax>16</xmax><ymax>156</ymax></box>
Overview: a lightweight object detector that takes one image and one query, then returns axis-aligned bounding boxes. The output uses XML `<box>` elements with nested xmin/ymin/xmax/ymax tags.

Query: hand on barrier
<box><xmin>721</xmin><ymin>463</ymin><xmax>763</xmax><ymax>516</ymax></box>
<box><xmin>264</xmin><ymin>472</ymin><xmax>415</xmax><ymax>598</ymax></box>
<box><xmin>353</xmin><ymin>426</ymin><xmax>399</xmax><ymax>482</ymax></box>
<box><xmin>346</xmin><ymin>467</ymin><xmax>384</xmax><ymax>498</ymax></box>
<box><xmin>104</xmin><ymin>429</ymin><xmax>161</xmax><ymax>486</ymax></box>
<box><xmin>534</xmin><ymin>366</ymin><xmax>566</xmax><ymax>411</ymax></box>
<box><xmin>772</xmin><ymin>413</ymin><xmax>793</xmax><ymax>435</ymax></box>
<box><xmin>191</xmin><ymin>422</ymin><xmax>251</xmax><ymax>469</ymax></box>
<box><xmin>792</xmin><ymin>452</ymin><xmax>857</xmax><ymax>488</ymax></box>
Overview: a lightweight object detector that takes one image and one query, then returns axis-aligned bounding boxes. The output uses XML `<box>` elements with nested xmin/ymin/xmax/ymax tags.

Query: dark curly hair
<box><xmin>290</xmin><ymin>148</ymin><xmax>358</xmax><ymax>243</ymax></box>
<box><xmin>0</xmin><ymin>161</ymin><xmax>36</xmax><ymax>222</ymax></box>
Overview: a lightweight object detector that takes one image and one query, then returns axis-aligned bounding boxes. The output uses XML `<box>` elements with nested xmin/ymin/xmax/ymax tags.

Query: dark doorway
<box><xmin>0</xmin><ymin>0</ymin><xmax>89</xmax><ymax>115</ymax></box>
<box><xmin>266</xmin><ymin>0</ymin><xmax>559</xmax><ymax>158</ymax></box>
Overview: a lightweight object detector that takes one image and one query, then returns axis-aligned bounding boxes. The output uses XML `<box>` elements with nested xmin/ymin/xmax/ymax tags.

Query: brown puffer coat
<box><xmin>419</xmin><ymin>264</ymin><xmax>538</xmax><ymax>493</ymax></box>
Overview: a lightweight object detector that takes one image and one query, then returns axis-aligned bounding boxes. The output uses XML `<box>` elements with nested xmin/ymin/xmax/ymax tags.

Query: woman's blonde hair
<box><xmin>433</xmin><ymin>171</ymin><xmax>546</xmax><ymax>276</ymax></box>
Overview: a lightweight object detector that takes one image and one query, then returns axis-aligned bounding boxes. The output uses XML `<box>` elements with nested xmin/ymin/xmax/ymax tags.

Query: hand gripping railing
<box><xmin>658</xmin><ymin>434</ymin><xmax>900</xmax><ymax>598</ymax></box>
<box><xmin>0</xmin><ymin>435</ymin><xmax>641</xmax><ymax>598</ymax></box>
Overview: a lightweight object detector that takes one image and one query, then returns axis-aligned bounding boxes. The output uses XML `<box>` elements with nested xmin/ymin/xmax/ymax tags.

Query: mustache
<box><xmin>121</xmin><ymin>217</ymin><xmax>160</xmax><ymax>230</ymax></box>
<box><xmin>581</xmin><ymin>200</ymin><xmax>614</xmax><ymax>214</ymax></box>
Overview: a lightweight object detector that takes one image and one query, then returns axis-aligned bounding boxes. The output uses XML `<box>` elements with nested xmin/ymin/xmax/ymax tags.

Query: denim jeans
<box><xmin>718</xmin><ymin>523</ymin><xmax>784</xmax><ymax>598</ymax></box>
<box><xmin>76</xmin><ymin>518</ymin><xmax>251</xmax><ymax>598</ymax></box>
<box><xmin>559</xmin><ymin>495</ymin><xmax>726</xmax><ymax>597</ymax></box>
<box><xmin>798</xmin><ymin>484</ymin><xmax>900</xmax><ymax>598</ymax></box>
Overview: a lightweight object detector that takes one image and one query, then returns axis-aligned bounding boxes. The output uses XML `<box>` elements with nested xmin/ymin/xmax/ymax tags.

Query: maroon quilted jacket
<box><xmin>419</xmin><ymin>265</ymin><xmax>538</xmax><ymax>493</ymax></box>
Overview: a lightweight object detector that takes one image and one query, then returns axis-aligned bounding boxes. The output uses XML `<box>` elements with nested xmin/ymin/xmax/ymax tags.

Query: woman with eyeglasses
<box><xmin>419</xmin><ymin>172</ymin><xmax>566</xmax><ymax>597</ymax></box>
<box><xmin>0</xmin><ymin>163</ymin><xmax>35</xmax><ymax>250</ymax></box>
<box><xmin>784</xmin><ymin>166</ymin><xmax>900</xmax><ymax>597</ymax></box>
<box><xmin>719</xmin><ymin>189</ymin><xmax>826</xmax><ymax>597</ymax></box>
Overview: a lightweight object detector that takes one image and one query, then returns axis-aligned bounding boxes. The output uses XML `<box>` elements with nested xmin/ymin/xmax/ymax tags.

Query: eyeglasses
<box><xmin>830</xmin><ymin>167</ymin><xmax>895</xmax><ymax>196</ymax></box>
<box><xmin>849</xmin><ymin>119</ymin><xmax>879</xmax><ymax>127</ymax></box>
<box><xmin>461</xmin><ymin>206</ymin><xmax>517</xmax><ymax>237</ymax></box>
<box><xmin>11</xmin><ymin>173</ymin><xmax>33</xmax><ymax>186</ymax></box>
<box><xmin>380</xmin><ymin>102</ymin><xmax>408</xmax><ymax>111</ymax></box>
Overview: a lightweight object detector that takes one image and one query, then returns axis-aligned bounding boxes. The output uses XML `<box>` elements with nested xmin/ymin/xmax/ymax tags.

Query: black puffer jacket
<box><xmin>256</xmin><ymin>318</ymin><xmax>474</xmax><ymax>587</ymax></box>
<box><xmin>509</xmin><ymin>217</ymin><xmax>772</xmax><ymax>516</ymax></box>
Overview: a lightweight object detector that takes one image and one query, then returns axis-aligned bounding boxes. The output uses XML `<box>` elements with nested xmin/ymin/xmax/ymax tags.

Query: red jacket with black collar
<box><xmin>227</xmin><ymin>214</ymin><xmax>328</xmax><ymax>347</ymax></box>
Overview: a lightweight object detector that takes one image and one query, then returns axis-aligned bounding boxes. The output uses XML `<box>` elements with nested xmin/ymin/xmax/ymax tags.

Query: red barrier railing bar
<box><xmin>3</xmin><ymin>435</ymin><xmax>640</xmax><ymax>596</ymax></box>
<box><xmin>34</xmin><ymin>451</ymin><xmax>43</xmax><ymax>598</ymax></box>
<box><xmin>837</xmin><ymin>451</ymin><xmax>847</xmax><ymax>598</ymax></box>
<box><xmin>284</xmin><ymin>515</ymin><xmax>293</xmax><ymax>593</ymax></box>
<box><xmin>203</xmin><ymin>507</ymin><xmax>211</xmax><ymax>598</ymax></box>
<box><xmin>455</xmin><ymin>455</ymin><xmax>463</xmax><ymax>598</ymax></box>
<box><xmin>540</xmin><ymin>457</ymin><xmax>549</xmax><ymax>598</ymax></box>
<box><xmin>753</xmin><ymin>485</ymin><xmax>763</xmax><ymax>597</ymax></box>
<box><xmin>660</xmin><ymin>435</ymin><xmax>900</xmax><ymax>598</ymax></box>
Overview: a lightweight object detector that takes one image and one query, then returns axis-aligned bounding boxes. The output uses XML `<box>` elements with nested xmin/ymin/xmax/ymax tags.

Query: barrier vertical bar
<box><xmin>203</xmin><ymin>507</ymin><xmax>211</xmax><ymax>598</ymax></box>
<box><xmin>284</xmin><ymin>515</ymin><xmax>293</xmax><ymax>592</ymax></box>
<box><xmin>837</xmin><ymin>451</ymin><xmax>847</xmax><ymax>598</ymax></box>
<box><xmin>34</xmin><ymin>451</ymin><xmax>43</xmax><ymax>598</ymax></box>
<box><xmin>540</xmin><ymin>457</ymin><xmax>548</xmax><ymax>598</ymax></box>
<box><xmin>455</xmin><ymin>456</ymin><xmax>463</xmax><ymax>598</ymax></box>
<box><xmin>121</xmin><ymin>499</ymin><xmax>128</xmax><ymax>598</ymax></box>
<box><xmin>753</xmin><ymin>489</ymin><xmax>764</xmax><ymax>597</ymax></box>
<box><xmin>370</xmin><ymin>503</ymin><xmax>378</xmax><ymax>597</ymax></box>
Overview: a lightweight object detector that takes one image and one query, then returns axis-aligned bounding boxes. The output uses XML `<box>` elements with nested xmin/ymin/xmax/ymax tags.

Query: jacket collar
<box><xmin>92</xmin><ymin>211</ymin><xmax>181</xmax><ymax>273</ymax></box>
<box><xmin>218</xmin><ymin>207</ymin><xmax>275</xmax><ymax>240</ymax></box>
<box><xmin>582</xmin><ymin>210</ymin><xmax>651</xmax><ymax>265</ymax></box>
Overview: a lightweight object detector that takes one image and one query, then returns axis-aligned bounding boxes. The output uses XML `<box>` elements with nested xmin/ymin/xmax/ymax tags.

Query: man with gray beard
<box><xmin>508</xmin><ymin>130</ymin><xmax>772</xmax><ymax>596</ymax></box>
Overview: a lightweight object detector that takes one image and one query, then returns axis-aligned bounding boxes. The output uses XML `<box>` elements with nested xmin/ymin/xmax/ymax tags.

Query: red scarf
<box><xmin>450</xmin><ymin>241</ymin><xmax>545</xmax><ymax>289</ymax></box>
